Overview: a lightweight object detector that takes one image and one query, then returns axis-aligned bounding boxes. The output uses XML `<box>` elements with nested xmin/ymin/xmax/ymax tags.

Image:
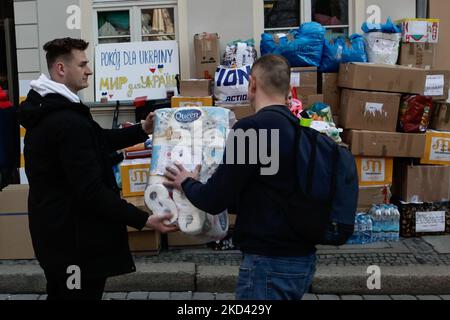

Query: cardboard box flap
<box><xmin>0</xmin><ymin>185</ymin><xmax>29</xmax><ymax>214</ymax></box>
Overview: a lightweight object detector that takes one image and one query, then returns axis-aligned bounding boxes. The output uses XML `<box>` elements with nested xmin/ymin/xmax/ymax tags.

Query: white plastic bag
<box><xmin>364</xmin><ymin>32</ymin><xmax>401</xmax><ymax>65</ymax></box>
<box><xmin>214</xmin><ymin>64</ymin><xmax>251</xmax><ymax>105</ymax></box>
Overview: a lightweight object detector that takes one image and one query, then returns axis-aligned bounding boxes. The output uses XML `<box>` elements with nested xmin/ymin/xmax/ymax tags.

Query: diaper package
<box><xmin>145</xmin><ymin>107</ymin><xmax>235</xmax><ymax>242</ymax></box>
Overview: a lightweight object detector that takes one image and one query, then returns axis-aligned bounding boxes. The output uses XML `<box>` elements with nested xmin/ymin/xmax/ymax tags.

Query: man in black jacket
<box><xmin>17</xmin><ymin>38</ymin><xmax>178</xmax><ymax>300</ymax></box>
<box><xmin>164</xmin><ymin>55</ymin><xmax>317</xmax><ymax>300</ymax></box>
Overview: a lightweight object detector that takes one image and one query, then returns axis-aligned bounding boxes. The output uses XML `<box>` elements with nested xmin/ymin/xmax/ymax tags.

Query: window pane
<box><xmin>99</xmin><ymin>37</ymin><xmax>131</xmax><ymax>44</ymax></box>
<box><xmin>264</xmin><ymin>0</ymin><xmax>300</xmax><ymax>29</ymax></box>
<box><xmin>98</xmin><ymin>11</ymin><xmax>130</xmax><ymax>37</ymax></box>
<box><xmin>143</xmin><ymin>35</ymin><xmax>176</xmax><ymax>42</ymax></box>
<box><xmin>142</xmin><ymin>8</ymin><xmax>175</xmax><ymax>36</ymax></box>
<box><xmin>312</xmin><ymin>0</ymin><xmax>349</xmax><ymax>26</ymax></box>
<box><xmin>324</xmin><ymin>27</ymin><xmax>349</xmax><ymax>40</ymax></box>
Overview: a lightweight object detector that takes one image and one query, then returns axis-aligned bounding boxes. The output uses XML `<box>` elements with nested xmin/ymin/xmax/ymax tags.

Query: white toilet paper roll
<box><xmin>201</xmin><ymin>212</ymin><xmax>229</xmax><ymax>242</ymax></box>
<box><xmin>172</xmin><ymin>190</ymin><xmax>206</xmax><ymax>235</ymax></box>
<box><xmin>144</xmin><ymin>184</ymin><xmax>178</xmax><ymax>225</ymax></box>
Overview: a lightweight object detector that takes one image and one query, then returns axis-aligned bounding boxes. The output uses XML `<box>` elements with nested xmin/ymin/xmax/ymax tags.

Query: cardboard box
<box><xmin>291</xmin><ymin>67</ymin><xmax>317</xmax><ymax>97</ymax></box>
<box><xmin>396</xmin><ymin>201</ymin><xmax>449</xmax><ymax>238</ymax></box>
<box><xmin>320</xmin><ymin>73</ymin><xmax>341</xmax><ymax>115</ymax></box>
<box><xmin>194</xmin><ymin>33</ymin><xmax>220</xmax><ymax>79</ymax></box>
<box><xmin>431</xmin><ymin>102</ymin><xmax>450</xmax><ymax>131</ymax></box>
<box><xmin>399</xmin><ymin>19</ymin><xmax>440</xmax><ymax>44</ymax></box>
<box><xmin>339</xmin><ymin>63</ymin><xmax>450</xmax><ymax>101</ymax></box>
<box><xmin>344</xmin><ymin>130</ymin><xmax>426</xmax><ymax>158</ymax></box>
<box><xmin>355</xmin><ymin>157</ymin><xmax>393</xmax><ymax>187</ymax></box>
<box><xmin>300</xmin><ymin>94</ymin><xmax>324</xmax><ymax>108</ymax></box>
<box><xmin>171</xmin><ymin>96</ymin><xmax>214</xmax><ymax>108</ymax></box>
<box><xmin>421</xmin><ymin>130</ymin><xmax>450</xmax><ymax>165</ymax></box>
<box><xmin>357</xmin><ymin>185</ymin><xmax>391</xmax><ymax>211</ymax></box>
<box><xmin>167</xmin><ymin>232</ymin><xmax>209</xmax><ymax>248</ymax></box>
<box><xmin>120</xmin><ymin>159</ymin><xmax>151</xmax><ymax>197</ymax></box>
<box><xmin>180</xmin><ymin>79</ymin><xmax>213</xmax><ymax>97</ymax></box>
<box><xmin>399</xmin><ymin>43</ymin><xmax>436</xmax><ymax>69</ymax></box>
<box><xmin>128</xmin><ymin>230</ymin><xmax>161</xmax><ymax>256</ymax></box>
<box><xmin>220</xmin><ymin>104</ymin><xmax>255</xmax><ymax>120</ymax></box>
<box><xmin>393</xmin><ymin>163</ymin><xmax>450</xmax><ymax>203</ymax></box>
<box><xmin>339</xmin><ymin>89</ymin><xmax>401</xmax><ymax>132</ymax></box>
<box><xmin>0</xmin><ymin>185</ymin><xmax>35</xmax><ymax>259</ymax></box>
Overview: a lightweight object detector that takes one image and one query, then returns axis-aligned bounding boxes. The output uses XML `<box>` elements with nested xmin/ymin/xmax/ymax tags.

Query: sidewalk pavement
<box><xmin>1</xmin><ymin>292</ymin><xmax>450</xmax><ymax>301</ymax></box>
<box><xmin>1</xmin><ymin>236</ymin><xmax>450</xmax><ymax>296</ymax></box>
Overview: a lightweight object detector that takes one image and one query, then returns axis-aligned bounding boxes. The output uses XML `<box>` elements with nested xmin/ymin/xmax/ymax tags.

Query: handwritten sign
<box><xmin>95</xmin><ymin>41</ymin><xmax>179</xmax><ymax>101</ymax></box>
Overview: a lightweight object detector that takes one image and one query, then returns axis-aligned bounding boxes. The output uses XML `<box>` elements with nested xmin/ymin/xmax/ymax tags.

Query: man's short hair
<box><xmin>43</xmin><ymin>38</ymin><xmax>89</xmax><ymax>70</ymax></box>
<box><xmin>251</xmin><ymin>54</ymin><xmax>291</xmax><ymax>98</ymax></box>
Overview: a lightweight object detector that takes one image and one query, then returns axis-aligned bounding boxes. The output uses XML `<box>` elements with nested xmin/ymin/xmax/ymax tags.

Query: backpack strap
<box><xmin>260</xmin><ymin>107</ymin><xmax>318</xmax><ymax>196</ymax></box>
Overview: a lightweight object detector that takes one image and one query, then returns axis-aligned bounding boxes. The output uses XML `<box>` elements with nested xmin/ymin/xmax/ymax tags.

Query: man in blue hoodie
<box><xmin>164</xmin><ymin>55</ymin><xmax>317</xmax><ymax>300</ymax></box>
<box><xmin>17</xmin><ymin>38</ymin><xmax>178</xmax><ymax>300</ymax></box>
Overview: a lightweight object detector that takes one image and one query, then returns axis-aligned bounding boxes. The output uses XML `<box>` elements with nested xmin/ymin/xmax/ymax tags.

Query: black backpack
<box><xmin>263</xmin><ymin>108</ymin><xmax>359</xmax><ymax>246</ymax></box>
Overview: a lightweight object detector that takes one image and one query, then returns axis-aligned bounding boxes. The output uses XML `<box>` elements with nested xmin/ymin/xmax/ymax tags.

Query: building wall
<box><xmin>14</xmin><ymin>0</ymin><xmax>83</xmax><ymax>99</ymax></box>
<box><xmin>14</xmin><ymin>0</ymin><xmax>40</xmax><ymax>82</ymax></box>
<box><xmin>364</xmin><ymin>0</ymin><xmax>416</xmax><ymax>22</ymax></box>
<box><xmin>184</xmin><ymin>0</ymin><xmax>255</xmax><ymax>78</ymax></box>
<box><xmin>429</xmin><ymin>0</ymin><xmax>450</xmax><ymax>70</ymax></box>
<box><xmin>14</xmin><ymin>0</ymin><xmax>422</xmax><ymax>119</ymax></box>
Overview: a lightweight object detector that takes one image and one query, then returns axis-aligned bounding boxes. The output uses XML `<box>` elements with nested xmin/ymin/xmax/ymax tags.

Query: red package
<box><xmin>399</xmin><ymin>95</ymin><xmax>433</xmax><ymax>133</ymax></box>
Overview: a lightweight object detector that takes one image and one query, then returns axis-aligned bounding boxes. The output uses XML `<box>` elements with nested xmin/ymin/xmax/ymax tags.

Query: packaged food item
<box><xmin>399</xmin><ymin>95</ymin><xmax>433</xmax><ymax>133</ymax></box>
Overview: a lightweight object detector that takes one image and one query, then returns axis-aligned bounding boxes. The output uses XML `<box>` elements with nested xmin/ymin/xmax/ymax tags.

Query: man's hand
<box><xmin>163</xmin><ymin>162</ymin><xmax>201</xmax><ymax>191</ymax></box>
<box><xmin>141</xmin><ymin>112</ymin><xmax>155</xmax><ymax>135</ymax></box>
<box><xmin>145</xmin><ymin>213</ymin><xmax>179</xmax><ymax>233</ymax></box>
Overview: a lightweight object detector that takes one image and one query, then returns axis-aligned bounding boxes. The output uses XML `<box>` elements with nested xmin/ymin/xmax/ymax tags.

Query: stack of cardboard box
<box><xmin>171</xmin><ymin>79</ymin><xmax>214</xmax><ymax>108</ymax></box>
<box><xmin>0</xmin><ymin>184</ymin><xmax>34</xmax><ymax>259</ymax></box>
<box><xmin>398</xmin><ymin>19</ymin><xmax>440</xmax><ymax>69</ymax></box>
<box><xmin>337</xmin><ymin>62</ymin><xmax>450</xmax><ymax>237</ymax></box>
<box><xmin>290</xmin><ymin>67</ymin><xmax>324</xmax><ymax>108</ymax></box>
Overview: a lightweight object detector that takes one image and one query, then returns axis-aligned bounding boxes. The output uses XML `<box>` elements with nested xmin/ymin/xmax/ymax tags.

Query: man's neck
<box><xmin>50</xmin><ymin>76</ymin><xmax>78</xmax><ymax>95</ymax></box>
<box><xmin>254</xmin><ymin>97</ymin><xmax>287</xmax><ymax>113</ymax></box>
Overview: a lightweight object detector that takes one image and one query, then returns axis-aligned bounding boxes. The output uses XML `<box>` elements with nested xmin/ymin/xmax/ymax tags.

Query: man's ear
<box><xmin>249</xmin><ymin>75</ymin><xmax>257</xmax><ymax>94</ymax></box>
<box><xmin>54</xmin><ymin>62</ymin><xmax>65</xmax><ymax>77</ymax></box>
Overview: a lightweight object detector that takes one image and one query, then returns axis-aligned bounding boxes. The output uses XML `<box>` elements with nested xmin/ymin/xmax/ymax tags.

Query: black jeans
<box><xmin>44</xmin><ymin>269</ymin><xmax>107</xmax><ymax>301</ymax></box>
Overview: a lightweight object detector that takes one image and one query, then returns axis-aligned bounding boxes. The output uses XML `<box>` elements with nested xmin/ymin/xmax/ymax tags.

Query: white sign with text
<box><xmin>95</xmin><ymin>41</ymin><xmax>179</xmax><ymax>101</ymax></box>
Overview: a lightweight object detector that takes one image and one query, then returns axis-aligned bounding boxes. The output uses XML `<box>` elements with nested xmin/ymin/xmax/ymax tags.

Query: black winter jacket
<box><xmin>17</xmin><ymin>90</ymin><xmax>150</xmax><ymax>278</ymax></box>
<box><xmin>182</xmin><ymin>105</ymin><xmax>316</xmax><ymax>257</ymax></box>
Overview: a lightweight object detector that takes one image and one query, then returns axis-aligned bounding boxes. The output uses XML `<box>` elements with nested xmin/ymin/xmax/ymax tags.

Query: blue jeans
<box><xmin>235</xmin><ymin>253</ymin><xmax>316</xmax><ymax>300</ymax></box>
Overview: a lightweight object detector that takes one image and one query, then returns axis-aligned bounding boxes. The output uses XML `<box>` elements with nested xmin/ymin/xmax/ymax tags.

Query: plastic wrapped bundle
<box><xmin>362</xmin><ymin>17</ymin><xmax>402</xmax><ymax>65</ymax></box>
<box><xmin>145</xmin><ymin>107</ymin><xmax>235</xmax><ymax>241</ymax></box>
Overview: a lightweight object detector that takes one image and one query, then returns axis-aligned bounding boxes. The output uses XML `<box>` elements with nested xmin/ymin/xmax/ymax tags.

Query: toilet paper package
<box><xmin>145</xmin><ymin>107</ymin><xmax>235</xmax><ymax>241</ymax></box>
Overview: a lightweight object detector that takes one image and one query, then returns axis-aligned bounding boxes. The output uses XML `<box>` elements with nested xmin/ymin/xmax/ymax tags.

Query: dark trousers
<box><xmin>44</xmin><ymin>269</ymin><xmax>107</xmax><ymax>301</ymax></box>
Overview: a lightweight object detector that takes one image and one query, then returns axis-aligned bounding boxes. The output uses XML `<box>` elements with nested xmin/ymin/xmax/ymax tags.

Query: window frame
<box><xmin>263</xmin><ymin>0</ymin><xmax>354</xmax><ymax>35</ymax></box>
<box><xmin>92</xmin><ymin>1</ymin><xmax>178</xmax><ymax>45</ymax></box>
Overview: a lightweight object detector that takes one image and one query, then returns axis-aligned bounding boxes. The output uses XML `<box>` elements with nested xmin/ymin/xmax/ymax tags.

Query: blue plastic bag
<box><xmin>362</xmin><ymin>17</ymin><xmax>401</xmax><ymax>34</ymax></box>
<box><xmin>261</xmin><ymin>22</ymin><xmax>325</xmax><ymax>67</ymax></box>
<box><xmin>319</xmin><ymin>34</ymin><xmax>368</xmax><ymax>73</ymax></box>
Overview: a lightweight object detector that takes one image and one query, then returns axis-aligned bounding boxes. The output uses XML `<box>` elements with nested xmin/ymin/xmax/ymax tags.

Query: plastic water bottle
<box><xmin>381</xmin><ymin>204</ymin><xmax>391</xmax><ymax>241</ymax></box>
<box><xmin>387</xmin><ymin>205</ymin><xmax>396</xmax><ymax>241</ymax></box>
<box><xmin>364</xmin><ymin>215</ymin><xmax>373</xmax><ymax>244</ymax></box>
<box><xmin>357</xmin><ymin>214</ymin><xmax>366</xmax><ymax>244</ymax></box>
<box><xmin>347</xmin><ymin>213</ymin><xmax>360</xmax><ymax>245</ymax></box>
<box><xmin>370</xmin><ymin>205</ymin><xmax>382</xmax><ymax>243</ymax></box>
<box><xmin>392</xmin><ymin>205</ymin><xmax>400</xmax><ymax>242</ymax></box>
